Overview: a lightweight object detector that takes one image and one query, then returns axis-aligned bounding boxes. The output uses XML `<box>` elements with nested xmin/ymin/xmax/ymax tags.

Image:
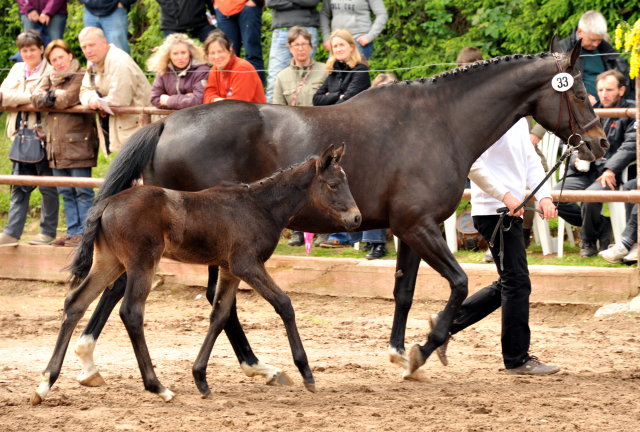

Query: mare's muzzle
<box><xmin>342</xmin><ymin>208</ymin><xmax>362</xmax><ymax>230</ymax></box>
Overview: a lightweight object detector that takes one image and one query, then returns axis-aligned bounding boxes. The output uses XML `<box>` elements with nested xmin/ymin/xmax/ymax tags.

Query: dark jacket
<box><xmin>150</xmin><ymin>61</ymin><xmax>210</xmax><ymax>109</ymax></box>
<box><xmin>18</xmin><ymin>0</ymin><xmax>67</xmax><ymax>16</ymax></box>
<box><xmin>560</xmin><ymin>27</ymin><xmax>633</xmax><ymax>100</ymax></box>
<box><xmin>80</xmin><ymin>0</ymin><xmax>137</xmax><ymax>18</ymax></box>
<box><xmin>156</xmin><ymin>0</ymin><xmax>210</xmax><ymax>31</ymax></box>
<box><xmin>312</xmin><ymin>60</ymin><xmax>370</xmax><ymax>106</ymax></box>
<box><xmin>598</xmin><ymin>98</ymin><xmax>637</xmax><ymax>176</ymax></box>
<box><xmin>265</xmin><ymin>0</ymin><xmax>320</xmax><ymax>30</ymax></box>
<box><xmin>31</xmin><ymin>67</ymin><xmax>98</xmax><ymax>169</ymax></box>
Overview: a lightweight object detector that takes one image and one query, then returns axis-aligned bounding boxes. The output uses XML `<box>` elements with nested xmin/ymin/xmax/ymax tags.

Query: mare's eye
<box><xmin>574</xmin><ymin>93</ymin><xmax>585</xmax><ymax>101</ymax></box>
<box><xmin>328</xmin><ymin>183</ymin><xmax>337</xmax><ymax>190</ymax></box>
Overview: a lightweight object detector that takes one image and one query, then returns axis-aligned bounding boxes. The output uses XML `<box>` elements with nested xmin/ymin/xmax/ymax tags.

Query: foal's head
<box><xmin>309</xmin><ymin>144</ymin><xmax>361</xmax><ymax>230</ymax></box>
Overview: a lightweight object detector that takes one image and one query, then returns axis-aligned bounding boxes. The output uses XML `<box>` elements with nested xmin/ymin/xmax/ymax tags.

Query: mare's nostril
<box><xmin>600</xmin><ymin>139</ymin><xmax>608</xmax><ymax>148</ymax></box>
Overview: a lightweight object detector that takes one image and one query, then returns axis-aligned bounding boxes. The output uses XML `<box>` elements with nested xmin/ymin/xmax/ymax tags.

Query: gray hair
<box><xmin>578</xmin><ymin>10</ymin><xmax>608</xmax><ymax>37</ymax></box>
<box><xmin>78</xmin><ymin>27</ymin><xmax>107</xmax><ymax>42</ymax></box>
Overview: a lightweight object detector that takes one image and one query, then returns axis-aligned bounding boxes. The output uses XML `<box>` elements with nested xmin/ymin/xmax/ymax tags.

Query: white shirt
<box><xmin>468</xmin><ymin>118</ymin><xmax>551</xmax><ymax>217</ymax></box>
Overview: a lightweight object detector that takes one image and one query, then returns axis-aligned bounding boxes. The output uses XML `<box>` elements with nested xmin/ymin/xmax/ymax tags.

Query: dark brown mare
<box><xmin>67</xmin><ymin>36</ymin><xmax>609</xmax><ymax>389</ymax></box>
<box><xmin>32</xmin><ymin>145</ymin><xmax>360</xmax><ymax>404</ymax></box>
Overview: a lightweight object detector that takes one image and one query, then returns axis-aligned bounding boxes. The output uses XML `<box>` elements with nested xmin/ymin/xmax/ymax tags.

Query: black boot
<box><xmin>288</xmin><ymin>231</ymin><xmax>304</xmax><ymax>246</ymax></box>
<box><xmin>523</xmin><ymin>228</ymin><xmax>531</xmax><ymax>249</ymax></box>
<box><xmin>365</xmin><ymin>244</ymin><xmax>387</xmax><ymax>260</ymax></box>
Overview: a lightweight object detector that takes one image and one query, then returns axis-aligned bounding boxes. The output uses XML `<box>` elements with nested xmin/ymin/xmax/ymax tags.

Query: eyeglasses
<box><xmin>290</xmin><ymin>43</ymin><xmax>311</xmax><ymax>49</ymax></box>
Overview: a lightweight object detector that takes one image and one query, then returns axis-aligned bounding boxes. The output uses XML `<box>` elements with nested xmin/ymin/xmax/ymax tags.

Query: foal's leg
<box><xmin>388</xmin><ymin>240</ymin><xmax>422</xmax><ymax>376</ymax></box>
<box><xmin>231</xmin><ymin>260</ymin><xmax>315</xmax><ymax>392</ymax></box>
<box><xmin>32</xmin><ymin>248</ymin><xmax>124</xmax><ymax>405</ymax></box>
<box><xmin>75</xmin><ymin>273</ymin><xmax>127</xmax><ymax>387</ymax></box>
<box><xmin>206</xmin><ymin>265</ymin><xmax>292</xmax><ymax>386</ymax></box>
<box><xmin>119</xmin><ymin>265</ymin><xmax>174</xmax><ymax>402</ymax></box>
<box><xmin>399</xmin><ymin>221</ymin><xmax>469</xmax><ymax>374</ymax></box>
<box><xmin>193</xmin><ymin>267</ymin><xmax>241</xmax><ymax>397</ymax></box>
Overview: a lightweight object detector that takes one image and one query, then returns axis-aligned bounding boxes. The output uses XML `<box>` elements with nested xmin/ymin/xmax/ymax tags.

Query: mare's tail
<box><xmin>96</xmin><ymin>118</ymin><xmax>166</xmax><ymax>203</ymax></box>
<box><xmin>67</xmin><ymin>199</ymin><xmax>110</xmax><ymax>289</ymax></box>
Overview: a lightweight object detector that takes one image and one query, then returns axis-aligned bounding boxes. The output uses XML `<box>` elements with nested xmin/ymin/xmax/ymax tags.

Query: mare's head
<box><xmin>309</xmin><ymin>144</ymin><xmax>361</xmax><ymax>230</ymax></box>
<box><xmin>533</xmin><ymin>34</ymin><xmax>609</xmax><ymax>161</ymax></box>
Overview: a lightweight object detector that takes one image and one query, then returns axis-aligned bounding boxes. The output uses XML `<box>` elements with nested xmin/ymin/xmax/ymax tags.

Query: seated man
<box><xmin>554</xmin><ymin>69</ymin><xmax>636</xmax><ymax>257</ymax></box>
<box><xmin>599</xmin><ymin>179</ymin><xmax>638</xmax><ymax>264</ymax></box>
<box><xmin>78</xmin><ymin>27</ymin><xmax>152</xmax><ymax>154</ymax></box>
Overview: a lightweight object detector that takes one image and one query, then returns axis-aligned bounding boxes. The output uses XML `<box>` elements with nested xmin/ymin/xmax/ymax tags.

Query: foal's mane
<box><xmin>219</xmin><ymin>156</ymin><xmax>317</xmax><ymax>191</ymax></box>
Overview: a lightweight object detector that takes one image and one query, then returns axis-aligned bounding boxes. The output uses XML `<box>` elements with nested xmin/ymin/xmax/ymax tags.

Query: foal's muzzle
<box><xmin>342</xmin><ymin>208</ymin><xmax>362</xmax><ymax>230</ymax></box>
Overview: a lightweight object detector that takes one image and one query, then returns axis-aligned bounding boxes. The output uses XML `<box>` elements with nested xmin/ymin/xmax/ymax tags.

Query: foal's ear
<box><xmin>334</xmin><ymin>143</ymin><xmax>346</xmax><ymax>164</ymax></box>
<box><xmin>317</xmin><ymin>144</ymin><xmax>336</xmax><ymax>172</ymax></box>
<box><xmin>569</xmin><ymin>39</ymin><xmax>581</xmax><ymax>69</ymax></box>
<box><xmin>549</xmin><ymin>33</ymin><xmax>562</xmax><ymax>54</ymax></box>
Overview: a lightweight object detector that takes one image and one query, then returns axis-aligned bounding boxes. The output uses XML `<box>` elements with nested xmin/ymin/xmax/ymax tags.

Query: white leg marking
<box><xmin>75</xmin><ymin>334</ymin><xmax>99</xmax><ymax>382</ymax></box>
<box><xmin>388</xmin><ymin>346</ymin><xmax>412</xmax><ymax>377</ymax></box>
<box><xmin>240</xmin><ymin>361</ymin><xmax>281</xmax><ymax>381</ymax></box>
<box><xmin>36</xmin><ymin>372</ymin><xmax>51</xmax><ymax>400</ymax></box>
<box><xmin>158</xmin><ymin>388</ymin><xmax>174</xmax><ymax>402</ymax></box>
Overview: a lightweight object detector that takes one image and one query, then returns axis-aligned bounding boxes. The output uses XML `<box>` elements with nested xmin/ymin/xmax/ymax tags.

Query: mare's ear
<box><xmin>569</xmin><ymin>39</ymin><xmax>582</xmax><ymax>69</ymax></box>
<box><xmin>317</xmin><ymin>144</ymin><xmax>336</xmax><ymax>172</ymax></box>
<box><xmin>334</xmin><ymin>143</ymin><xmax>346</xmax><ymax>164</ymax></box>
<box><xmin>549</xmin><ymin>33</ymin><xmax>562</xmax><ymax>53</ymax></box>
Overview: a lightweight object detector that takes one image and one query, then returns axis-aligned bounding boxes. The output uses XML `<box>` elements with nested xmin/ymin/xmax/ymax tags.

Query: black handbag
<box><xmin>9</xmin><ymin>112</ymin><xmax>45</xmax><ymax>164</ymax></box>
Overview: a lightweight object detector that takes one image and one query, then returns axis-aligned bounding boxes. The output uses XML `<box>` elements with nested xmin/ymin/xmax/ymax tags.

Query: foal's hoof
<box><xmin>266</xmin><ymin>371</ymin><xmax>294</xmax><ymax>387</ymax></box>
<box><xmin>403</xmin><ymin>369</ymin><xmax>430</xmax><ymax>382</ymax></box>
<box><xmin>409</xmin><ymin>344</ymin><xmax>426</xmax><ymax>373</ymax></box>
<box><xmin>157</xmin><ymin>388</ymin><xmax>174</xmax><ymax>402</ymax></box>
<box><xmin>303</xmin><ymin>382</ymin><xmax>317</xmax><ymax>393</ymax></box>
<box><xmin>78</xmin><ymin>371</ymin><xmax>106</xmax><ymax>387</ymax></box>
<box><xmin>31</xmin><ymin>393</ymin><xmax>43</xmax><ymax>406</ymax></box>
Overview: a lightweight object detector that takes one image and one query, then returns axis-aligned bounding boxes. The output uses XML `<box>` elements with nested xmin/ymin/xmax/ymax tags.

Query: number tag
<box><xmin>551</xmin><ymin>73</ymin><xmax>574</xmax><ymax>92</ymax></box>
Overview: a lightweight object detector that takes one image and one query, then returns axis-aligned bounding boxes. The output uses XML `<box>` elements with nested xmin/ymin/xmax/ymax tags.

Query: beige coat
<box><xmin>273</xmin><ymin>60</ymin><xmax>327</xmax><ymax>107</ymax></box>
<box><xmin>1</xmin><ymin>60</ymin><xmax>53</xmax><ymax>137</ymax></box>
<box><xmin>79</xmin><ymin>44</ymin><xmax>151</xmax><ymax>153</ymax></box>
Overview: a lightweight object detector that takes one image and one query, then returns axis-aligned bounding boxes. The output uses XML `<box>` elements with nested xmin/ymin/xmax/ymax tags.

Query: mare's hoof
<box><xmin>78</xmin><ymin>371</ymin><xmax>106</xmax><ymax>387</ymax></box>
<box><xmin>267</xmin><ymin>371</ymin><xmax>294</xmax><ymax>387</ymax></box>
<box><xmin>409</xmin><ymin>344</ymin><xmax>426</xmax><ymax>373</ymax></box>
<box><xmin>200</xmin><ymin>391</ymin><xmax>211</xmax><ymax>400</ymax></box>
<box><xmin>403</xmin><ymin>369</ymin><xmax>430</xmax><ymax>382</ymax></box>
<box><xmin>158</xmin><ymin>388</ymin><xmax>174</xmax><ymax>402</ymax></box>
<box><xmin>303</xmin><ymin>382</ymin><xmax>317</xmax><ymax>393</ymax></box>
<box><xmin>31</xmin><ymin>393</ymin><xmax>42</xmax><ymax>406</ymax></box>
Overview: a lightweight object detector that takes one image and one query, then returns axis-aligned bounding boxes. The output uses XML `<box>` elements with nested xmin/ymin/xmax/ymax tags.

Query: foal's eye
<box><xmin>327</xmin><ymin>183</ymin><xmax>337</xmax><ymax>190</ymax></box>
<box><xmin>574</xmin><ymin>93</ymin><xmax>585</xmax><ymax>101</ymax></box>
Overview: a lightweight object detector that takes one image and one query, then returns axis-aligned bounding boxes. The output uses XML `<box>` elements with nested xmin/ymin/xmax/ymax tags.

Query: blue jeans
<box><xmin>265</xmin><ymin>27</ymin><xmax>318</xmax><ymax>104</ymax></box>
<box><xmin>215</xmin><ymin>5</ymin><xmax>265</xmax><ymax>85</ymax></box>
<box><xmin>21</xmin><ymin>14</ymin><xmax>67</xmax><ymax>41</ymax></box>
<box><xmin>356</xmin><ymin>40</ymin><xmax>373</xmax><ymax>60</ymax></box>
<box><xmin>53</xmin><ymin>168</ymin><xmax>95</xmax><ymax>237</ymax></box>
<box><xmin>83</xmin><ymin>7</ymin><xmax>130</xmax><ymax>54</ymax></box>
<box><xmin>349</xmin><ymin>229</ymin><xmax>386</xmax><ymax>244</ymax></box>
<box><xmin>163</xmin><ymin>23</ymin><xmax>216</xmax><ymax>44</ymax></box>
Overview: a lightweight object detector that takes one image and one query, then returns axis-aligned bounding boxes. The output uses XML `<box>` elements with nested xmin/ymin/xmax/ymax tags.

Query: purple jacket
<box><xmin>150</xmin><ymin>61</ymin><xmax>210</xmax><ymax>110</ymax></box>
<box><xmin>18</xmin><ymin>0</ymin><xmax>68</xmax><ymax>16</ymax></box>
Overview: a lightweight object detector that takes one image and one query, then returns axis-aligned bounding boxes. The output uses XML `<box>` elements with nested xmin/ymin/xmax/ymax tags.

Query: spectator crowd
<box><xmin>0</xmin><ymin>5</ymin><xmax>636</xmax><ymax>266</ymax></box>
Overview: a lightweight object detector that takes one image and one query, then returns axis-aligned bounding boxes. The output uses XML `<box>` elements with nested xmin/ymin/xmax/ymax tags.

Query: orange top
<box><xmin>203</xmin><ymin>55</ymin><xmax>266</xmax><ymax>104</ymax></box>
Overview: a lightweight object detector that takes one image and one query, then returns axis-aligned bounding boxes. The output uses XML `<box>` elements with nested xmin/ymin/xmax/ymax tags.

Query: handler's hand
<box><xmin>538</xmin><ymin>197</ymin><xmax>558</xmax><ymax>221</ymax></box>
<box><xmin>596</xmin><ymin>169</ymin><xmax>617</xmax><ymax>190</ymax></box>
<box><xmin>529</xmin><ymin>133</ymin><xmax>541</xmax><ymax>147</ymax></box>
<box><xmin>502</xmin><ymin>192</ymin><xmax>525</xmax><ymax>217</ymax></box>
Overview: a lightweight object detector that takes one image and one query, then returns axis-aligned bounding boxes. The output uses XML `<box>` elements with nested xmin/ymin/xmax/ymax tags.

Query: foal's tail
<box><xmin>96</xmin><ymin>118</ymin><xmax>166</xmax><ymax>203</ymax></box>
<box><xmin>67</xmin><ymin>199</ymin><xmax>110</xmax><ymax>289</ymax></box>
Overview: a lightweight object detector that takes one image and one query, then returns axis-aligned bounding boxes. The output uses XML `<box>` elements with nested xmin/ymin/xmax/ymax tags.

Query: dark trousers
<box><xmin>163</xmin><ymin>23</ymin><xmax>216</xmax><ymax>44</ymax></box>
<box><xmin>215</xmin><ymin>5</ymin><xmax>265</xmax><ymax>85</ymax></box>
<box><xmin>553</xmin><ymin>168</ymin><xmax>613</xmax><ymax>243</ymax></box>
<box><xmin>623</xmin><ymin>179</ymin><xmax>638</xmax><ymax>243</ymax></box>
<box><xmin>448</xmin><ymin>215</ymin><xmax>531</xmax><ymax>369</ymax></box>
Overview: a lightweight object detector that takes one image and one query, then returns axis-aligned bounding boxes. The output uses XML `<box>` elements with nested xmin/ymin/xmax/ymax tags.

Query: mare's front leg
<box><xmin>231</xmin><ymin>259</ymin><xmax>315</xmax><ymax>392</ymax></box>
<box><xmin>398</xmin><ymin>220</ymin><xmax>469</xmax><ymax>373</ymax></box>
<box><xmin>75</xmin><ymin>273</ymin><xmax>127</xmax><ymax>387</ymax></box>
<box><xmin>388</xmin><ymin>240</ymin><xmax>422</xmax><ymax>377</ymax></box>
<box><xmin>206</xmin><ymin>266</ymin><xmax>292</xmax><ymax>386</ymax></box>
<box><xmin>193</xmin><ymin>267</ymin><xmax>241</xmax><ymax>398</ymax></box>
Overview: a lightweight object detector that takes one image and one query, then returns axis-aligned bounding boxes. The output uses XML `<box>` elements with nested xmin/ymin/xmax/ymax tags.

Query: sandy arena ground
<box><xmin>0</xmin><ymin>279</ymin><xmax>639</xmax><ymax>431</ymax></box>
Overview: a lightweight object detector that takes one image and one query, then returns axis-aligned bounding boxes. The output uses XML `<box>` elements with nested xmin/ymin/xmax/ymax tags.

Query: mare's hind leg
<box><xmin>193</xmin><ymin>267</ymin><xmax>241</xmax><ymax>398</ymax></box>
<box><xmin>206</xmin><ymin>266</ymin><xmax>292</xmax><ymax>387</ymax></box>
<box><xmin>119</xmin><ymin>265</ymin><xmax>173</xmax><ymax>402</ymax></box>
<box><xmin>388</xmin><ymin>240</ymin><xmax>422</xmax><ymax>377</ymax></box>
<box><xmin>32</xmin><ymin>247</ymin><xmax>124</xmax><ymax>405</ymax></box>
<box><xmin>75</xmin><ymin>273</ymin><xmax>127</xmax><ymax>387</ymax></box>
<box><xmin>397</xmin><ymin>220</ymin><xmax>469</xmax><ymax>374</ymax></box>
<box><xmin>231</xmin><ymin>260</ymin><xmax>315</xmax><ymax>392</ymax></box>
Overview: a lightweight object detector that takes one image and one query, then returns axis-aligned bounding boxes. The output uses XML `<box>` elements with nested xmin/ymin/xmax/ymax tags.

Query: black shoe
<box><xmin>579</xmin><ymin>240</ymin><xmax>598</xmax><ymax>258</ymax></box>
<box><xmin>523</xmin><ymin>228</ymin><xmax>531</xmax><ymax>249</ymax></box>
<box><xmin>365</xmin><ymin>244</ymin><xmax>387</xmax><ymax>260</ymax></box>
<box><xmin>598</xmin><ymin>218</ymin><xmax>612</xmax><ymax>251</ymax></box>
<box><xmin>288</xmin><ymin>231</ymin><xmax>304</xmax><ymax>247</ymax></box>
<box><xmin>362</xmin><ymin>242</ymin><xmax>373</xmax><ymax>252</ymax></box>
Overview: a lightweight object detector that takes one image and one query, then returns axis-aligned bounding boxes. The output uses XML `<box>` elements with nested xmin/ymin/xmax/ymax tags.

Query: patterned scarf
<box><xmin>50</xmin><ymin>59</ymin><xmax>81</xmax><ymax>87</ymax></box>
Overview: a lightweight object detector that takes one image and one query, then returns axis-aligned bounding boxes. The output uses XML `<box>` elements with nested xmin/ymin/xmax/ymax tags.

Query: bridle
<box><xmin>489</xmin><ymin>52</ymin><xmax>602</xmax><ymax>270</ymax></box>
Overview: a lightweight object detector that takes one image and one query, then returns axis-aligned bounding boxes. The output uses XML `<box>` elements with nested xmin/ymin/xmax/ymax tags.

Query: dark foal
<box><xmin>74</xmin><ymin>35</ymin><xmax>608</xmax><ymax>383</ymax></box>
<box><xmin>32</xmin><ymin>145</ymin><xmax>360</xmax><ymax>404</ymax></box>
